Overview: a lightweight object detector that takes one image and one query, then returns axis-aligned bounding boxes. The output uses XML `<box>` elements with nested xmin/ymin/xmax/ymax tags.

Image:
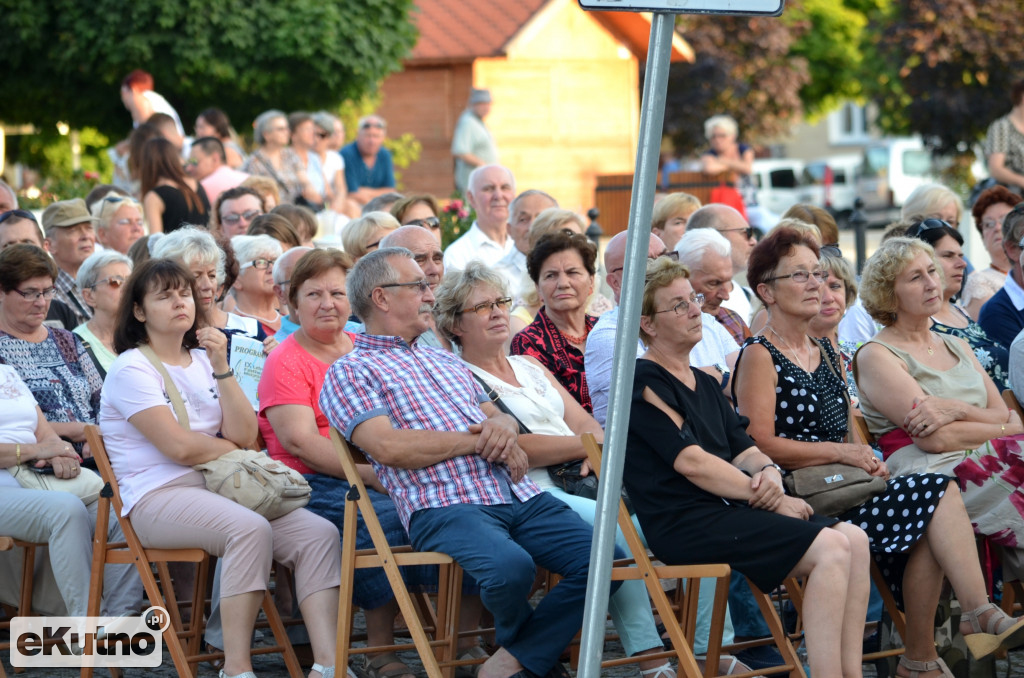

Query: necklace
<box><xmin>234</xmin><ymin>307</ymin><xmax>281</xmax><ymax>325</ymax></box>
<box><xmin>766</xmin><ymin>325</ymin><xmax>809</xmax><ymax>372</ymax></box>
<box><xmin>561</xmin><ymin>326</ymin><xmax>590</xmax><ymax>345</ymax></box>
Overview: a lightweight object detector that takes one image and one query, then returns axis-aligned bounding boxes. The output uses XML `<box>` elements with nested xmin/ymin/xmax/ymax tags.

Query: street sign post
<box><xmin>579</xmin><ymin>0</ymin><xmax>783</xmax><ymax>15</ymax></box>
<box><xmin>574</xmin><ymin>2</ymin><xmax>785</xmax><ymax>677</ymax></box>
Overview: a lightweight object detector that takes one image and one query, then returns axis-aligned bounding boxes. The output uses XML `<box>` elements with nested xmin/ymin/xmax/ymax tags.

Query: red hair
<box><xmin>121</xmin><ymin>70</ymin><xmax>154</xmax><ymax>92</ymax></box>
<box><xmin>747</xmin><ymin>226</ymin><xmax>821</xmax><ymax>304</ymax></box>
<box><xmin>971</xmin><ymin>185</ymin><xmax>1023</xmax><ymax>236</ymax></box>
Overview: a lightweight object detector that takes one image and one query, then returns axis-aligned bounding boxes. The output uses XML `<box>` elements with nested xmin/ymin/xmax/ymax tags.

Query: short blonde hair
<box><xmin>432</xmin><ymin>261</ymin><xmax>509</xmax><ymax>347</ymax></box>
<box><xmin>651</xmin><ymin>192</ymin><xmax>701</xmax><ymax>233</ymax></box>
<box><xmin>240</xmin><ymin>176</ymin><xmax>280</xmax><ymax>209</ymax></box>
<box><xmin>342</xmin><ymin>211</ymin><xmax>400</xmax><ymax>258</ymax></box>
<box><xmin>527</xmin><ymin>208</ymin><xmax>586</xmax><ymax>251</ymax></box>
<box><xmin>900</xmin><ymin>183</ymin><xmax>964</xmax><ymax>226</ymax></box>
<box><xmin>704</xmin><ymin>115</ymin><xmax>738</xmax><ymax>140</ymax></box>
<box><xmin>639</xmin><ymin>257</ymin><xmax>691</xmax><ymax>346</ymax></box>
<box><xmin>859</xmin><ymin>237</ymin><xmax>938</xmax><ymax>326</ymax></box>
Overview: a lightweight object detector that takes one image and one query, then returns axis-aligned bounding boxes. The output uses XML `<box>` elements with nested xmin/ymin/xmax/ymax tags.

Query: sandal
<box><xmin>455</xmin><ymin>645</ymin><xmax>490</xmax><ymax>678</ymax></box>
<box><xmin>311</xmin><ymin>663</ymin><xmax>336</xmax><ymax>678</ymax></box>
<box><xmin>365</xmin><ymin>652</ymin><xmax>415</xmax><ymax>678</ymax></box>
<box><xmin>961</xmin><ymin>602</ymin><xmax>1024</xmax><ymax>659</ymax></box>
<box><xmin>695</xmin><ymin>655</ymin><xmax>750</xmax><ymax>676</ymax></box>
<box><xmin>896</xmin><ymin>656</ymin><xmax>954</xmax><ymax>678</ymax></box>
<box><xmin>639</xmin><ymin>661</ymin><xmax>675</xmax><ymax>678</ymax></box>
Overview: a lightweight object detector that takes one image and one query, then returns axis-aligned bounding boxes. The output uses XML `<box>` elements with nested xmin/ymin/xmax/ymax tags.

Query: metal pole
<box><xmin>576</xmin><ymin>12</ymin><xmax>676</xmax><ymax>678</ymax></box>
<box><xmin>851</xmin><ymin>197</ymin><xmax>868</xmax><ymax>274</ymax></box>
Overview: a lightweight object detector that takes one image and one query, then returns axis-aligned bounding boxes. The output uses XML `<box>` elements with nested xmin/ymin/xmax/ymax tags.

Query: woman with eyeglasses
<box><xmin>905</xmin><ymin>218</ymin><xmax>1010</xmax><ymax>391</ymax></box>
<box><xmin>390</xmin><ymin>194</ymin><xmax>442</xmax><ymax>243</ymax></box>
<box><xmin>242</xmin><ymin>110</ymin><xmax>319</xmax><ymax>207</ymax></box>
<box><xmin>962</xmin><ymin>187</ymin><xmax>1023</xmax><ymax>319</ymax></box>
<box><xmin>74</xmin><ymin>251</ymin><xmax>133</xmax><ymax>374</ymax></box>
<box><xmin>229</xmin><ymin>234</ymin><xmax>284</xmax><ymax>336</ymax></box>
<box><xmin>91</xmin><ymin>195</ymin><xmax>146</xmax><ymax>254</ymax></box>
<box><xmin>510</xmin><ymin>230</ymin><xmax>601</xmax><ymax>412</ymax></box>
<box><xmin>733</xmin><ymin>228</ymin><xmax>1024</xmax><ymax>676</ymax></box>
<box><xmin>0</xmin><ymin>245</ymin><xmax>105</xmax><ymax>457</ymax></box>
<box><xmin>140</xmin><ymin>137</ymin><xmax>210</xmax><ymax>234</ymax></box>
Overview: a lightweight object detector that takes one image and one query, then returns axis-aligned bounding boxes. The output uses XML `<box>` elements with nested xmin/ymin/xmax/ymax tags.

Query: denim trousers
<box><xmin>408</xmin><ymin>491</ymin><xmax>615</xmax><ymax>677</ymax></box>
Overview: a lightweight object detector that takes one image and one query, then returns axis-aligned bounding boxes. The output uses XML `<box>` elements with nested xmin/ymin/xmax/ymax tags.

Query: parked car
<box><xmin>803</xmin><ymin>154</ymin><xmax>862</xmax><ymax>225</ymax></box>
<box><xmin>855</xmin><ymin>137</ymin><xmax>936</xmax><ymax>225</ymax></box>
<box><xmin>751</xmin><ymin>159</ymin><xmax>818</xmax><ymax>218</ymax></box>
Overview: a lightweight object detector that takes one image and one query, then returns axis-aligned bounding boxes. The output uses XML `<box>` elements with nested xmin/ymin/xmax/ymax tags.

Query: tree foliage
<box><xmin>862</xmin><ymin>0</ymin><xmax>1024</xmax><ymax>155</ymax></box>
<box><xmin>0</xmin><ymin>0</ymin><xmax>417</xmax><ymax>139</ymax></box>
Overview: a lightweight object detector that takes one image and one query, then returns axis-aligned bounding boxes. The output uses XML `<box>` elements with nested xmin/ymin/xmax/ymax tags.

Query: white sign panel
<box><xmin>579</xmin><ymin>0</ymin><xmax>784</xmax><ymax>15</ymax></box>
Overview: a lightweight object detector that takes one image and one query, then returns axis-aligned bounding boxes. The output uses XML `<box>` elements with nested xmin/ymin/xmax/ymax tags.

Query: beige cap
<box><xmin>41</xmin><ymin>198</ymin><xmax>99</xmax><ymax>231</ymax></box>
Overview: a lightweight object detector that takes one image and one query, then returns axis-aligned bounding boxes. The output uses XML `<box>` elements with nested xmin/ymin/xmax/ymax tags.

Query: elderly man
<box><xmin>380</xmin><ymin>226</ymin><xmax>448</xmax><ymax>349</ymax></box>
<box><xmin>42</xmin><ymin>199</ymin><xmax>97</xmax><ymax>326</ymax></box>
<box><xmin>452</xmin><ymin>88</ymin><xmax>499</xmax><ymax>195</ymax></box>
<box><xmin>675</xmin><ymin>227</ymin><xmax>751</xmax><ymax>347</ymax></box>
<box><xmin>980</xmin><ymin>208</ymin><xmax>1024</xmax><ymax>346</ymax></box>
<box><xmin>585</xmin><ymin>231</ymin><xmax>738</xmax><ymax>426</ymax></box>
<box><xmin>0</xmin><ymin>210</ymin><xmax>78</xmax><ymax>329</ymax></box>
<box><xmin>687</xmin><ymin>204</ymin><xmax>757</xmax><ymax>323</ymax></box>
<box><xmin>444</xmin><ymin>164</ymin><xmax>515</xmax><ymax>272</ymax></box>
<box><xmin>495</xmin><ymin>189</ymin><xmax>558</xmax><ymax>298</ymax></box>
<box><xmin>320</xmin><ymin>247</ymin><xmax>604</xmax><ymax>678</ymax></box>
<box><xmin>272</xmin><ymin>246</ymin><xmax>315</xmax><ymax>342</ymax></box>
<box><xmin>341</xmin><ymin>115</ymin><xmax>397</xmax><ymax>211</ymax></box>
<box><xmin>188</xmin><ymin>136</ymin><xmax>249</xmax><ymax>204</ymax></box>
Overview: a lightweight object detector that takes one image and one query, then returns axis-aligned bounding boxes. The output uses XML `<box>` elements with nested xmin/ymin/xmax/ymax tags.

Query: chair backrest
<box><xmin>851</xmin><ymin>410</ymin><xmax>876</xmax><ymax>446</ymax></box>
<box><xmin>1003</xmin><ymin>389</ymin><xmax>1024</xmax><ymax>421</ymax></box>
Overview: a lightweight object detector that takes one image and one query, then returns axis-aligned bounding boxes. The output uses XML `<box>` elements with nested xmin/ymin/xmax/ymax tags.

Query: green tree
<box><xmin>0</xmin><ymin>0</ymin><xmax>417</xmax><ymax>140</ymax></box>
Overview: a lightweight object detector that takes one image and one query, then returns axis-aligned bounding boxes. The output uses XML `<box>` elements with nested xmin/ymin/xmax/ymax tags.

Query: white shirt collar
<box><xmin>1005</xmin><ymin>272</ymin><xmax>1024</xmax><ymax>311</ymax></box>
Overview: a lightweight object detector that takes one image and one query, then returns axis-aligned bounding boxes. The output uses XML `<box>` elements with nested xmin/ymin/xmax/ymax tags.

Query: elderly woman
<box><xmin>699</xmin><ymin>115</ymin><xmax>761</xmax><ymax>228</ymax></box>
<box><xmin>983</xmin><ymin>80</ymin><xmax>1024</xmax><ymax>192</ymax></box>
<box><xmin>100</xmin><ymin>258</ymin><xmax>340</xmax><ymax>678</ymax></box>
<box><xmin>195</xmin><ymin>107</ymin><xmax>246</xmax><ymax>168</ymax></box>
<box><xmin>732</xmin><ymin>228</ymin><xmax>1024</xmax><ymax>672</ymax></box>
<box><xmin>629</xmin><ymin>256</ymin><xmax>869</xmax><ymax>678</ymax></box>
<box><xmin>152</xmin><ymin>227</ymin><xmax>273</xmax><ymax>351</ymax></box>
<box><xmin>90</xmin><ymin>194</ymin><xmax>146</xmax><ymax>254</ymax></box>
<box><xmin>242</xmin><ymin>110</ymin><xmax>318</xmax><ymax>206</ymax></box>
<box><xmin>904</xmin><ymin>219</ymin><xmax>1010</xmax><ymax>390</ymax></box>
<box><xmin>855</xmin><ymin>237</ymin><xmax>1024</xmax><ymax>583</ymax></box>
<box><xmin>510</xmin><ymin>230</ymin><xmax>599</xmax><ymax>412</ymax></box>
<box><xmin>258</xmin><ymin>248</ymin><xmax>449</xmax><ymax>678</ymax></box>
<box><xmin>247</xmin><ymin>213</ymin><xmax>302</xmax><ymax>251</ymax></box>
<box><xmin>309</xmin><ymin>112</ymin><xmax>348</xmax><ymax>215</ymax></box>
<box><xmin>229</xmin><ymin>234</ymin><xmax>284</xmax><ymax>336</ymax></box>
<box><xmin>963</xmin><ymin>186</ymin><xmax>1022</xmax><ymax>318</ymax></box>
<box><xmin>901</xmin><ymin>183</ymin><xmax>963</xmax><ymax>227</ymax></box>
<box><xmin>436</xmin><ymin>261</ymin><xmax>709</xmax><ymax>678</ymax></box>
<box><xmin>341</xmin><ymin>211</ymin><xmax>400</xmax><ymax>262</ymax></box>
<box><xmin>651</xmin><ymin>192</ymin><xmax>701</xmax><ymax>252</ymax></box>
<box><xmin>74</xmin><ymin>250</ymin><xmax>133</xmax><ymax>374</ymax></box>
<box><xmin>390</xmin><ymin>194</ymin><xmax>442</xmax><ymax>241</ymax></box>
<box><xmin>806</xmin><ymin>250</ymin><xmax>860</xmax><ymax>404</ymax></box>
<box><xmin>140</xmin><ymin>138</ymin><xmax>210</xmax><ymax>234</ymax></box>
<box><xmin>215</xmin><ymin>186</ymin><xmax>266</xmax><ymax>239</ymax></box>
<box><xmin>0</xmin><ymin>245</ymin><xmax>104</xmax><ymax>456</ymax></box>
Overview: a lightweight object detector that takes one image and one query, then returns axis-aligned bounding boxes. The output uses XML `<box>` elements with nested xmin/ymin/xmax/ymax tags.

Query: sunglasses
<box><xmin>221</xmin><ymin>209</ymin><xmax>263</xmax><ymax>225</ymax></box>
<box><xmin>0</xmin><ymin>209</ymin><xmax>37</xmax><ymax>226</ymax></box>
<box><xmin>360</xmin><ymin>121</ymin><xmax>385</xmax><ymax>130</ymax></box>
<box><xmin>718</xmin><ymin>226</ymin><xmax>754</xmax><ymax>239</ymax></box>
<box><xmin>404</xmin><ymin>217</ymin><xmax>441</xmax><ymax>230</ymax></box>
<box><xmin>906</xmin><ymin>218</ymin><xmax>952</xmax><ymax>240</ymax></box>
<box><xmin>89</xmin><ymin>275</ymin><xmax>126</xmax><ymax>289</ymax></box>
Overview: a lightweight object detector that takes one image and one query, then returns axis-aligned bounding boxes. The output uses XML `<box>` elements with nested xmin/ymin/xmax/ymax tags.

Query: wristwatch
<box><xmin>760</xmin><ymin>463</ymin><xmax>784</xmax><ymax>475</ymax></box>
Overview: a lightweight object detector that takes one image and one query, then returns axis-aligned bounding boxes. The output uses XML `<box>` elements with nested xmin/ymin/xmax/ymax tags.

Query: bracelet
<box><xmin>760</xmin><ymin>462</ymin><xmax>783</xmax><ymax>475</ymax></box>
<box><xmin>15</xmin><ymin>443</ymin><xmax>20</xmax><ymax>465</ymax></box>
<box><xmin>212</xmin><ymin>369</ymin><xmax>234</xmax><ymax>380</ymax></box>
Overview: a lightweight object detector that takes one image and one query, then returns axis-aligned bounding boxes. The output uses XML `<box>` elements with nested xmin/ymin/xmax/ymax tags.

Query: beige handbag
<box><xmin>138</xmin><ymin>345</ymin><xmax>310</xmax><ymax>520</ymax></box>
<box><xmin>10</xmin><ymin>463</ymin><xmax>104</xmax><ymax>505</ymax></box>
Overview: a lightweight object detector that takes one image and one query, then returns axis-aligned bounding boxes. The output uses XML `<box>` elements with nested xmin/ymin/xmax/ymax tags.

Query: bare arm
<box><xmin>988</xmin><ymin>153</ymin><xmax>1024</xmax><ymax>190</ymax></box>
<box><xmin>197</xmin><ymin>328</ymin><xmax>258</xmax><ymax>447</ymax></box>
<box><xmin>329</xmin><ymin>169</ymin><xmax>348</xmax><ymax>213</ymax></box>
<box><xmin>142</xmin><ymin>191</ymin><xmax>165</xmax><ymax>234</ymax></box>
<box><xmin>349</xmin><ymin>186</ymin><xmax>395</xmax><ymax>204</ymax></box>
<box><xmin>129</xmin><ymin>405</ymin><xmax>237</xmax><ymax>464</ymax></box>
<box><xmin>454</xmin><ymin>152</ymin><xmax>488</xmax><ymax>168</ymax></box>
<box><xmin>0</xmin><ymin>408</ymin><xmax>80</xmax><ymax>469</ymax></box>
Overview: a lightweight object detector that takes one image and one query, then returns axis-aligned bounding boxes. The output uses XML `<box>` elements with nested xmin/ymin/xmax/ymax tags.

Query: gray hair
<box><xmin>273</xmin><ymin>245</ymin><xmax>313</xmax><ymax>285</ymax></box>
<box><xmin>467</xmin><ymin>164</ymin><xmax>515</xmax><ymax>196</ymax></box>
<box><xmin>704</xmin><ymin>114</ymin><xmax>738</xmax><ymax>140</ymax></box>
<box><xmin>231</xmin><ymin>233</ymin><xmax>283</xmax><ymax>265</ymax></box>
<box><xmin>253</xmin><ymin>109</ymin><xmax>286</xmax><ymax>146</ymax></box>
<box><xmin>357</xmin><ymin>115</ymin><xmax>387</xmax><ymax>132</ymax></box>
<box><xmin>361</xmin><ymin>193</ymin><xmax>404</xmax><ymax>216</ymax></box>
<box><xmin>675</xmin><ymin>227</ymin><xmax>732</xmax><ymax>270</ymax></box>
<box><xmin>152</xmin><ymin>226</ymin><xmax>226</xmax><ymax>285</ymax></box>
<box><xmin>510</xmin><ymin>189</ymin><xmax>558</xmax><ymax>215</ymax></box>
<box><xmin>347</xmin><ymin>247</ymin><xmax>409</xmax><ymax>321</ymax></box>
<box><xmin>76</xmin><ymin>250</ymin><xmax>133</xmax><ymax>290</ymax></box>
<box><xmin>432</xmin><ymin>261</ymin><xmax>509</xmax><ymax>347</ymax></box>
<box><xmin>311</xmin><ymin>111</ymin><xmax>338</xmax><ymax>134</ymax></box>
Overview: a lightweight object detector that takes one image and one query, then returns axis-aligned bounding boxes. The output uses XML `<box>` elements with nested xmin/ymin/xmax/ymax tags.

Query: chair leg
<box><xmin>749</xmin><ymin>578</ymin><xmax>806</xmax><ymax>678</ymax></box>
<box><xmin>261</xmin><ymin>589</ymin><xmax>304</xmax><ymax>678</ymax></box>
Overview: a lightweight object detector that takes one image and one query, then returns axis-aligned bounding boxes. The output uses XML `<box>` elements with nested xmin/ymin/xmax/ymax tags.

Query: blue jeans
<box><xmin>729</xmin><ymin>573</ymin><xmax>771</xmax><ymax>638</ymax></box>
<box><xmin>409</xmin><ymin>492</ymin><xmax>615</xmax><ymax>676</ymax></box>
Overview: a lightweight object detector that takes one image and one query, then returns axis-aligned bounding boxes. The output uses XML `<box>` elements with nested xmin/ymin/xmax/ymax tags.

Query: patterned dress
<box><xmin>931</xmin><ymin>305</ymin><xmax>1010</xmax><ymax>391</ymax></box>
<box><xmin>737</xmin><ymin>335</ymin><xmax>950</xmax><ymax>608</ymax></box>
<box><xmin>510</xmin><ymin>307</ymin><xmax>596</xmax><ymax>413</ymax></box>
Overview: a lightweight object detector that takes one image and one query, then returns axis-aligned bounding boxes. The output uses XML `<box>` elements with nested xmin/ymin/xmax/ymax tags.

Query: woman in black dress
<box><xmin>140</xmin><ymin>137</ymin><xmax>210</xmax><ymax>234</ymax></box>
<box><xmin>627</xmin><ymin>257</ymin><xmax>870</xmax><ymax>678</ymax></box>
<box><xmin>733</xmin><ymin>224</ymin><xmax>1024</xmax><ymax>678</ymax></box>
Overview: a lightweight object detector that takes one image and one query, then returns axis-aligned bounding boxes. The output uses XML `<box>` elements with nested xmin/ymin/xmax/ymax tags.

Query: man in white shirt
<box><xmin>495</xmin><ymin>189</ymin><xmax>558</xmax><ymax>299</ymax></box>
<box><xmin>443</xmin><ymin>164</ymin><xmax>515</xmax><ymax>272</ymax></box>
<box><xmin>585</xmin><ymin>230</ymin><xmax>738</xmax><ymax>426</ymax></box>
<box><xmin>687</xmin><ymin>204</ymin><xmax>757</xmax><ymax>323</ymax></box>
<box><xmin>452</xmin><ymin>88</ymin><xmax>499</xmax><ymax>195</ymax></box>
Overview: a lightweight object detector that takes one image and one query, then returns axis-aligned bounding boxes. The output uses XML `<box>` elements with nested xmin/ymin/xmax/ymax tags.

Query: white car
<box><xmin>751</xmin><ymin>159</ymin><xmax>819</xmax><ymax>219</ymax></box>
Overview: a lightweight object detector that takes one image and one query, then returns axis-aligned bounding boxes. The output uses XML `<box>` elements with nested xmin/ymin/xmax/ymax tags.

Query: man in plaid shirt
<box><xmin>320</xmin><ymin>247</ymin><xmax>608</xmax><ymax>678</ymax></box>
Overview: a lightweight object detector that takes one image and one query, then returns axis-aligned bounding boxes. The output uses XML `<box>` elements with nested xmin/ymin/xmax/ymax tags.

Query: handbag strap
<box><xmin>137</xmin><ymin>344</ymin><xmax>191</xmax><ymax>430</ymax></box>
<box><xmin>471</xmin><ymin>373</ymin><xmax>532</xmax><ymax>435</ymax></box>
<box><xmin>812</xmin><ymin>338</ymin><xmax>853</xmax><ymax>442</ymax></box>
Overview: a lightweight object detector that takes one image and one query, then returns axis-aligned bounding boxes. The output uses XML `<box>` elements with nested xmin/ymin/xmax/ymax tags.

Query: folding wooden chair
<box><xmin>581</xmin><ymin>433</ymin><xmax>805</xmax><ymax>678</ymax></box>
<box><xmin>83</xmin><ymin>424</ymin><xmax>303</xmax><ymax>678</ymax></box>
<box><xmin>329</xmin><ymin>428</ymin><xmax>465</xmax><ymax>678</ymax></box>
<box><xmin>0</xmin><ymin>536</ymin><xmax>44</xmax><ymax>678</ymax></box>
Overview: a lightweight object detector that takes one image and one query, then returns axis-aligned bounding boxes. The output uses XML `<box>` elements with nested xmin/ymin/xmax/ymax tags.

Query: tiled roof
<box><xmin>410</xmin><ymin>0</ymin><xmax>549</xmax><ymax>62</ymax></box>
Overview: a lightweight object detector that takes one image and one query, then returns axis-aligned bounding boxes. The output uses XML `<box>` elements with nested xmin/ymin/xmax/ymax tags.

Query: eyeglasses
<box><xmin>717</xmin><ymin>226</ymin><xmax>754</xmax><ymax>239</ymax></box>
<box><xmin>380</xmin><ymin>279</ymin><xmax>430</xmax><ymax>293</ymax></box>
<box><xmin>459</xmin><ymin>297</ymin><xmax>512</xmax><ymax>316</ymax></box>
<box><xmin>652</xmin><ymin>293</ymin><xmax>705</xmax><ymax>316</ymax></box>
<box><xmin>610</xmin><ymin>250</ymin><xmax>679</xmax><ymax>275</ymax></box>
<box><xmin>0</xmin><ymin>209</ymin><xmax>37</xmax><ymax>226</ymax></box>
<box><xmin>12</xmin><ymin>287</ymin><xmax>57</xmax><ymax>301</ymax></box>
<box><xmin>221</xmin><ymin>209</ymin><xmax>262</xmax><ymax>225</ymax></box>
<box><xmin>240</xmin><ymin>258</ymin><xmax>276</xmax><ymax>271</ymax></box>
<box><xmin>89</xmin><ymin>275</ymin><xmax>126</xmax><ymax>289</ymax></box>
<box><xmin>767</xmin><ymin>269</ymin><xmax>828</xmax><ymax>284</ymax></box>
<box><xmin>906</xmin><ymin>218</ymin><xmax>951</xmax><ymax>240</ymax></box>
<box><xmin>404</xmin><ymin>217</ymin><xmax>441</xmax><ymax>230</ymax></box>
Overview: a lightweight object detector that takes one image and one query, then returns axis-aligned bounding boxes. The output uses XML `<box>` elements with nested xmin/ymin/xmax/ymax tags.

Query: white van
<box><xmin>802</xmin><ymin>154</ymin><xmax>862</xmax><ymax>224</ymax></box>
<box><xmin>855</xmin><ymin>137</ymin><xmax>935</xmax><ymax>225</ymax></box>
<box><xmin>751</xmin><ymin>159</ymin><xmax>818</xmax><ymax>217</ymax></box>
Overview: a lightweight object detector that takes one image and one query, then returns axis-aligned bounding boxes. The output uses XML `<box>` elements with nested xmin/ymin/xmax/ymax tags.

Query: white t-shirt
<box><xmin>100</xmin><ymin>348</ymin><xmax>224</xmax><ymax>515</ymax></box>
<box><xmin>0</xmin><ymin>364</ymin><xmax>42</xmax><ymax>488</ymax></box>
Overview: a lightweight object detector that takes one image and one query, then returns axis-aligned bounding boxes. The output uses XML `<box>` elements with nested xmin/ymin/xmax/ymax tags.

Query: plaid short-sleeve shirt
<box><xmin>319</xmin><ymin>333</ymin><xmax>541</xmax><ymax>530</ymax></box>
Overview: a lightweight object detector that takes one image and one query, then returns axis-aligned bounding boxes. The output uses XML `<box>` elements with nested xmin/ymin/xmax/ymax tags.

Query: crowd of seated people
<box><xmin>11</xmin><ymin>86</ymin><xmax>1024</xmax><ymax>678</ymax></box>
